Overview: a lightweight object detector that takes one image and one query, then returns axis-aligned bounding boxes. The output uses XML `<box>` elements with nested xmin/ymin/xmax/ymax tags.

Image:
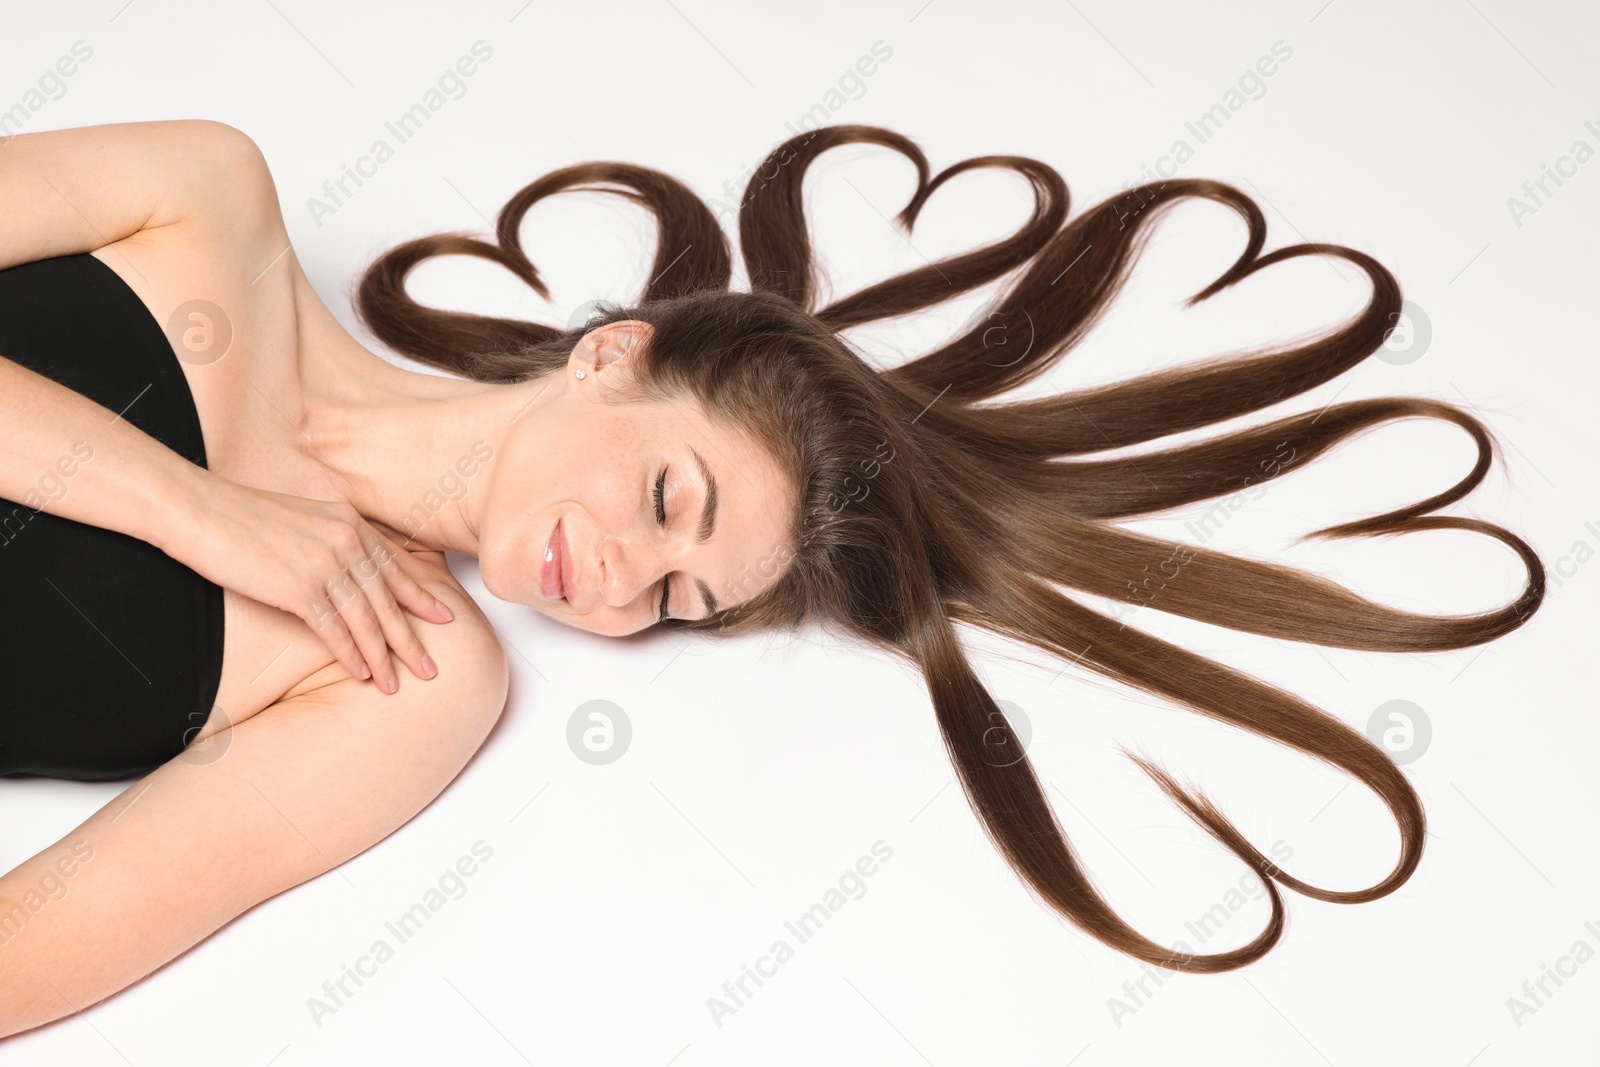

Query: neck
<box><xmin>301</xmin><ymin>343</ymin><xmax>553</xmax><ymax>556</ymax></box>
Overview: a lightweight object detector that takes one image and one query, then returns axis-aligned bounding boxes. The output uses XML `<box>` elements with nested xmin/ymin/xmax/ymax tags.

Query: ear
<box><xmin>572</xmin><ymin>319</ymin><xmax>652</xmax><ymax>378</ymax></box>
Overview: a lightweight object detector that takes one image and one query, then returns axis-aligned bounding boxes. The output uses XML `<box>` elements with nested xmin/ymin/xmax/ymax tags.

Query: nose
<box><xmin>596</xmin><ymin>532</ymin><xmax>672</xmax><ymax>611</ymax></box>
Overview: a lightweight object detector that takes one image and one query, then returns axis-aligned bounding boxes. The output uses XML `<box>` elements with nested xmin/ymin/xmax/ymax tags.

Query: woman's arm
<box><xmin>0</xmin><ymin>119</ymin><xmax>280</xmax><ymax>556</ymax></box>
<box><xmin>0</xmin><ymin>119</ymin><xmax>271</xmax><ymax>271</ymax></box>
<box><xmin>1</xmin><ymin>355</ymin><xmax>449</xmax><ymax>692</ymax></box>
<box><xmin>0</xmin><ymin>353</ymin><xmax>223</xmax><ymax>554</ymax></box>
<box><xmin>0</xmin><ymin>119</ymin><xmax>453</xmax><ymax>686</ymax></box>
<box><xmin>0</xmin><ymin>577</ymin><xmax>509</xmax><ymax>1039</ymax></box>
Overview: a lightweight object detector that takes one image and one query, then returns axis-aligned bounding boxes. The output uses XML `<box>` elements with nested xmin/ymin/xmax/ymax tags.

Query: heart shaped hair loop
<box><xmin>357</xmin><ymin>162</ymin><xmax>732</xmax><ymax>380</ymax></box>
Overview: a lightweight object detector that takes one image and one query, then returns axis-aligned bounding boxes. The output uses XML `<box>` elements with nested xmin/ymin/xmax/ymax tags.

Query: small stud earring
<box><xmin>575</xmin><ymin>369</ymin><xmax>586</xmax><ymax>379</ymax></box>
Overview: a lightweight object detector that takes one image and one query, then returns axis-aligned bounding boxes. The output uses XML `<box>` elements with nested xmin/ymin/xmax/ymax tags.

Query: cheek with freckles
<box><xmin>480</xmin><ymin>464</ymin><xmax>562</xmax><ymax>605</ymax></box>
<box><xmin>486</xmin><ymin>418</ymin><xmax>657</xmax><ymax>606</ymax></box>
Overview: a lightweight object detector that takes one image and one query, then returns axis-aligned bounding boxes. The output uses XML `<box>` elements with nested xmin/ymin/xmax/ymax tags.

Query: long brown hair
<box><xmin>356</xmin><ymin>125</ymin><xmax>1544</xmax><ymax>973</ymax></box>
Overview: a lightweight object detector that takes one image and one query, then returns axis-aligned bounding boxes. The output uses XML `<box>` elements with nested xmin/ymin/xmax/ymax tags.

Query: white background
<box><xmin>2</xmin><ymin>1</ymin><xmax>1598</xmax><ymax>1064</ymax></box>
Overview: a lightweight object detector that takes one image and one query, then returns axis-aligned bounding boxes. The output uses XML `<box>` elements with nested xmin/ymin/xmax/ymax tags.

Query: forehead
<box><xmin>641</xmin><ymin>393</ymin><xmax>796</xmax><ymax>610</ymax></box>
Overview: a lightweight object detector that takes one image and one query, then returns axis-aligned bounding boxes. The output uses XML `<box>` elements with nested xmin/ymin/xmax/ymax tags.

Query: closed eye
<box><xmin>654</xmin><ymin>466</ymin><xmax>671</xmax><ymax>622</ymax></box>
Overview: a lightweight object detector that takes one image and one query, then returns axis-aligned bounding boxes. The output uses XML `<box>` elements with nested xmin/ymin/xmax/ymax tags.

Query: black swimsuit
<box><xmin>0</xmin><ymin>253</ymin><xmax>225</xmax><ymax>780</ymax></box>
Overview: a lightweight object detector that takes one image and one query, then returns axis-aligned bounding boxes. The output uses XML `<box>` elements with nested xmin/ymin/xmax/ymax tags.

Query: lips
<box><xmin>560</xmin><ymin>522</ymin><xmax>576</xmax><ymax>604</ymax></box>
<box><xmin>541</xmin><ymin>519</ymin><xmax>566</xmax><ymax>601</ymax></box>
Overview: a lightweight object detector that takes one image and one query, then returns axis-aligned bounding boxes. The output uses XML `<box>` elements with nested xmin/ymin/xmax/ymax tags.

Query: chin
<box><xmin>546</xmin><ymin>610</ymin><xmax>636</xmax><ymax>639</ymax></box>
<box><xmin>538</xmin><ymin>605</ymin><xmax>591</xmax><ymax>634</ymax></box>
<box><xmin>476</xmin><ymin>547</ymin><xmax>519</xmax><ymax>605</ymax></box>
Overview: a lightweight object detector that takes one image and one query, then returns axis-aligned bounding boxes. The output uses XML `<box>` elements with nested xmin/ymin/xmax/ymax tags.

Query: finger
<box><xmin>352</xmin><ymin>537</ymin><xmax>437</xmax><ymax>682</ymax></box>
<box><xmin>306</xmin><ymin>593</ymin><xmax>370</xmax><ymax>682</ymax></box>
<box><xmin>319</xmin><ymin>520</ymin><xmax>388</xmax><ymax>686</ymax></box>
<box><xmin>369</xmin><ymin>528</ymin><xmax>453</xmax><ymax>622</ymax></box>
<box><xmin>332</xmin><ymin>570</ymin><xmax>396</xmax><ymax>694</ymax></box>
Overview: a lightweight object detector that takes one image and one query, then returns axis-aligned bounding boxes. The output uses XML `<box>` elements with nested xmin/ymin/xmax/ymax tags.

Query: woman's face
<box><xmin>477</xmin><ymin>321</ymin><xmax>797</xmax><ymax>637</ymax></box>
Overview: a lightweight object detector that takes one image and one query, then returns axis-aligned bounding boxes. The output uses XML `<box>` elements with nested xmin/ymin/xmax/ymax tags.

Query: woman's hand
<box><xmin>169</xmin><ymin>477</ymin><xmax>454</xmax><ymax>693</ymax></box>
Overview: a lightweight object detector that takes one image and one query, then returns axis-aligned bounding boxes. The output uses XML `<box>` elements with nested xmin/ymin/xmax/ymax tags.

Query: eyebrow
<box><xmin>695</xmin><ymin>577</ymin><xmax>718</xmax><ymax>619</ymax></box>
<box><xmin>688</xmin><ymin>446</ymin><xmax>719</xmax><ymax>618</ymax></box>
<box><xmin>690</xmin><ymin>446</ymin><xmax>718</xmax><ymax>545</ymax></box>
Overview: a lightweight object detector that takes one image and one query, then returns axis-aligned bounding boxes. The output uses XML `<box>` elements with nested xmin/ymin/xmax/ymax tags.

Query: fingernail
<box><xmin>422</xmin><ymin>653</ymin><xmax>437</xmax><ymax>677</ymax></box>
<box><xmin>385</xmin><ymin>673</ymin><xmax>398</xmax><ymax>694</ymax></box>
<box><xmin>437</xmin><ymin>602</ymin><xmax>454</xmax><ymax>621</ymax></box>
<box><xmin>358</xmin><ymin>663</ymin><xmax>371</xmax><ymax>679</ymax></box>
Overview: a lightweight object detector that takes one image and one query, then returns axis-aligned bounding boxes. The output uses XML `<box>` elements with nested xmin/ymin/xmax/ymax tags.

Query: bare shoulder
<box><xmin>0</xmin><ymin>118</ymin><xmax>280</xmax><ymax>269</ymax></box>
<box><xmin>165</xmin><ymin>120</ymin><xmax>286</xmax><ymax>245</ymax></box>
<box><xmin>90</xmin><ymin>119</ymin><xmax>296</xmax><ymax>292</ymax></box>
<box><xmin>0</xmin><ymin>547</ymin><xmax>511</xmax><ymax>1036</ymax></box>
<box><xmin>281</xmin><ymin>547</ymin><xmax>509</xmax><ymax>708</ymax></box>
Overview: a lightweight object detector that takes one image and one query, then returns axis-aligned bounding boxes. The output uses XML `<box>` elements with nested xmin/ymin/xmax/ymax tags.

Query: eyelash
<box><xmin>654</xmin><ymin>466</ymin><xmax>671</xmax><ymax>622</ymax></box>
